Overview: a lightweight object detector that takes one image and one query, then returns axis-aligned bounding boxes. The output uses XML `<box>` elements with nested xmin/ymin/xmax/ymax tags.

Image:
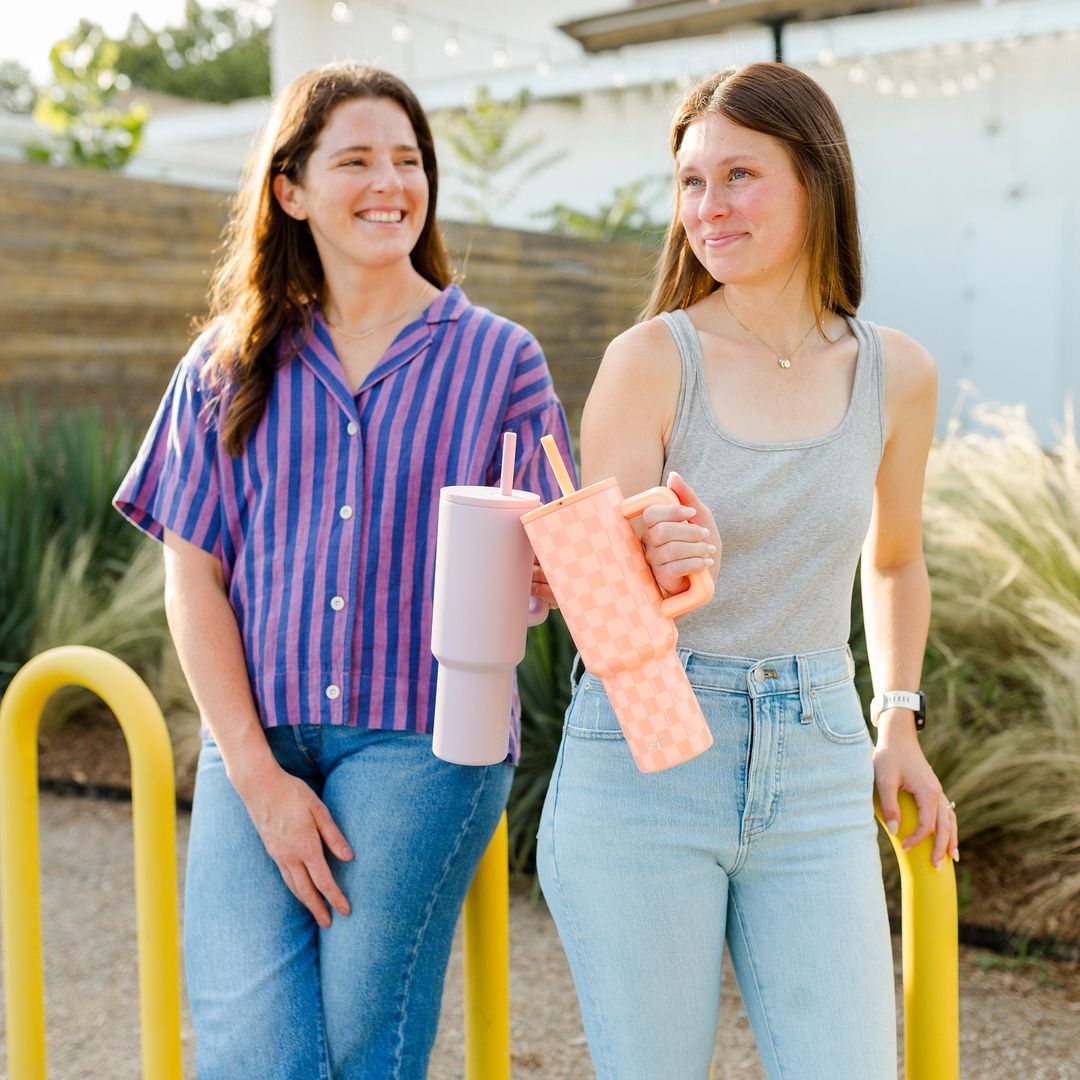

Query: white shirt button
<box><xmin>330</xmin><ymin>596</ymin><xmax>345</xmax><ymax>611</ymax></box>
<box><xmin>325</xmin><ymin>684</ymin><xmax>341</xmax><ymax>700</ymax></box>
<box><xmin>346</xmin><ymin>422</ymin><xmax>358</xmax><ymax>436</ymax></box>
<box><xmin>339</xmin><ymin>505</ymin><xmax>353</xmax><ymax>520</ymax></box>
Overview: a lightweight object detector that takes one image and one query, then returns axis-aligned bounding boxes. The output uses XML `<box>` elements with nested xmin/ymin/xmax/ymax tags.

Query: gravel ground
<box><xmin>1</xmin><ymin>794</ymin><xmax>1078</xmax><ymax>1078</ymax></box>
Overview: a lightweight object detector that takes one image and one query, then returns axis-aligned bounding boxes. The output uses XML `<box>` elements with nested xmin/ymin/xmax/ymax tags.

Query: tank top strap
<box><xmin>845</xmin><ymin>316</ymin><xmax>886</xmax><ymax>458</ymax></box>
<box><xmin>657</xmin><ymin>308</ymin><xmax>704</xmax><ymax>448</ymax></box>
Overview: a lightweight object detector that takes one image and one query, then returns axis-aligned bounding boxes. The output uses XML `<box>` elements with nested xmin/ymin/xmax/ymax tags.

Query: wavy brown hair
<box><xmin>643</xmin><ymin>62</ymin><xmax>861</xmax><ymax>324</ymax></box>
<box><xmin>203</xmin><ymin>64</ymin><xmax>452</xmax><ymax>454</ymax></box>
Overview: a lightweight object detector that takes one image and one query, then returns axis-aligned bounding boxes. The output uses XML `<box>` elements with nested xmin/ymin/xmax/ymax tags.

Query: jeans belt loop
<box><xmin>677</xmin><ymin>646</ymin><xmax>692</xmax><ymax>670</ymax></box>
<box><xmin>569</xmin><ymin>652</ymin><xmax>585</xmax><ymax>693</ymax></box>
<box><xmin>796</xmin><ymin>654</ymin><xmax>813</xmax><ymax>724</ymax></box>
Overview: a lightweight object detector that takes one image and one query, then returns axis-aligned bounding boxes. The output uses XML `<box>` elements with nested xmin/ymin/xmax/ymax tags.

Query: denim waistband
<box><xmin>679</xmin><ymin>644</ymin><xmax>856</xmax><ymax>699</ymax></box>
<box><xmin>572</xmin><ymin>643</ymin><xmax>854</xmax><ymax>696</ymax></box>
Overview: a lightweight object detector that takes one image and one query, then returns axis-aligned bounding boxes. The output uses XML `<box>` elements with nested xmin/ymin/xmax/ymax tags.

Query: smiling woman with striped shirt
<box><xmin>114</xmin><ymin>63</ymin><xmax>572</xmax><ymax>1079</ymax></box>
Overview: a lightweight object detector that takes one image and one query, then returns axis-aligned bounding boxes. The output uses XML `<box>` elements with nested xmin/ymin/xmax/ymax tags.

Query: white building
<box><xmin>6</xmin><ymin>0</ymin><xmax>1077</xmax><ymax>438</ymax></box>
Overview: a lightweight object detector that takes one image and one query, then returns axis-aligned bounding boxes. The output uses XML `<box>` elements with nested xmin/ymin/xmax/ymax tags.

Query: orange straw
<box><xmin>540</xmin><ymin>435</ymin><xmax>576</xmax><ymax>497</ymax></box>
<box><xmin>499</xmin><ymin>431</ymin><xmax>516</xmax><ymax>496</ymax></box>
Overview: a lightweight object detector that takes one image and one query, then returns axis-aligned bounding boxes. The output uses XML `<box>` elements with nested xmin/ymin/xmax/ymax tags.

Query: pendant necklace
<box><xmin>721</xmin><ymin>289</ymin><xmax>818</xmax><ymax>369</ymax></box>
<box><xmin>326</xmin><ymin>283</ymin><xmax>430</xmax><ymax>341</ymax></box>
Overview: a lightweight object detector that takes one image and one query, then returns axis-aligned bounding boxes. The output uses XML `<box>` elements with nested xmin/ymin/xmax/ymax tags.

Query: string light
<box><xmin>390</xmin><ymin>6</ymin><xmax>412</xmax><ymax>43</ymax></box>
<box><xmin>443</xmin><ymin>23</ymin><xmax>460</xmax><ymax>57</ymax></box>
<box><xmin>330</xmin><ymin>1</ymin><xmax>352</xmax><ymax>23</ymax></box>
<box><xmin>491</xmin><ymin>38</ymin><xmax>508</xmax><ymax>68</ymax></box>
<box><xmin>828</xmin><ymin>26</ymin><xmax>1076</xmax><ymax>103</ymax></box>
<box><xmin>535</xmin><ymin>54</ymin><xmax>551</xmax><ymax>76</ymax></box>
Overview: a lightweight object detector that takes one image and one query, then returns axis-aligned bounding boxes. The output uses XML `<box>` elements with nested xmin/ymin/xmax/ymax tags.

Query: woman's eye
<box><xmin>399</xmin><ymin>158</ymin><xmax>421</xmax><ymax>167</ymax></box>
<box><xmin>681</xmin><ymin>175</ymin><xmax>703</xmax><ymax>188</ymax></box>
<box><xmin>730</xmin><ymin>168</ymin><xmax>750</xmax><ymax>181</ymax></box>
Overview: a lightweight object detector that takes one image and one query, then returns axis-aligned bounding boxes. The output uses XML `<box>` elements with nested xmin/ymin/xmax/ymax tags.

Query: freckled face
<box><xmin>677</xmin><ymin>113</ymin><xmax>811</xmax><ymax>287</ymax></box>
<box><xmin>273</xmin><ymin>97</ymin><xmax>429</xmax><ymax>277</ymax></box>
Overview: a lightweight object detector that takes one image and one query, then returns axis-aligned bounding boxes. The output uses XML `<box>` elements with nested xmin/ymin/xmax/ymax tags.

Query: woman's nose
<box><xmin>368</xmin><ymin>158</ymin><xmax>403</xmax><ymax>192</ymax></box>
<box><xmin>698</xmin><ymin>186</ymin><xmax>728</xmax><ymax>221</ymax></box>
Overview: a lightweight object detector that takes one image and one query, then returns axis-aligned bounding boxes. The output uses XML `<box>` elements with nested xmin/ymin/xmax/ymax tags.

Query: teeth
<box><xmin>360</xmin><ymin>210</ymin><xmax>402</xmax><ymax>223</ymax></box>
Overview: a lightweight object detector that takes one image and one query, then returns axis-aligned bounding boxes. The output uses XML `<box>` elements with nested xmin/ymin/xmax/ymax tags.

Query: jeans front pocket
<box><xmin>564</xmin><ymin>673</ymin><xmax>625</xmax><ymax>740</ymax></box>
<box><xmin>811</xmin><ymin>678</ymin><xmax>871</xmax><ymax>744</ymax></box>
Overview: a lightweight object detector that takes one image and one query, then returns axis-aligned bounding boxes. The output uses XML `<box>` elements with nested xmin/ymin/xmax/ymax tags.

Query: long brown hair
<box><xmin>203</xmin><ymin>64</ymin><xmax>452</xmax><ymax>454</ymax></box>
<box><xmin>643</xmin><ymin>62</ymin><xmax>861</xmax><ymax>323</ymax></box>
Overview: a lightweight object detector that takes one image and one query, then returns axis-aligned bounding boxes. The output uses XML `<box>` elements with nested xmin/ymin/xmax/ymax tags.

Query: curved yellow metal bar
<box><xmin>0</xmin><ymin>646</ymin><xmax>181</xmax><ymax>1080</ymax></box>
<box><xmin>462</xmin><ymin>811</ymin><xmax>511</xmax><ymax>1080</ymax></box>
<box><xmin>877</xmin><ymin>791</ymin><xmax>959</xmax><ymax>1080</ymax></box>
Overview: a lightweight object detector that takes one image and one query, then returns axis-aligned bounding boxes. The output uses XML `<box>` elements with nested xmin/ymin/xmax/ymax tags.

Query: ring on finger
<box><xmin>945</xmin><ymin>799</ymin><xmax>956</xmax><ymax>811</ymax></box>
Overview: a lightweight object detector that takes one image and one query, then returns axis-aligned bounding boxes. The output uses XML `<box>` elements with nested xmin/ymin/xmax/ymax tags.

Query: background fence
<box><xmin>0</xmin><ymin>159</ymin><xmax>652</xmax><ymax>425</ymax></box>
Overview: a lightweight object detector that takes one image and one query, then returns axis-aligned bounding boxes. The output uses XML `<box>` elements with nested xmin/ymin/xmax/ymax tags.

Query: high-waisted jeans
<box><xmin>537</xmin><ymin>645</ymin><xmax>895</xmax><ymax>1080</ymax></box>
<box><xmin>184</xmin><ymin>725</ymin><xmax>513</xmax><ymax>1080</ymax></box>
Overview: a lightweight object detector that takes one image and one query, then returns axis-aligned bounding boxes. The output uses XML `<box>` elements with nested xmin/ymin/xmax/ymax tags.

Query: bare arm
<box><xmin>861</xmin><ymin>329</ymin><xmax>957</xmax><ymax>866</ymax></box>
<box><xmin>163</xmin><ymin>529</ymin><xmax>353</xmax><ymax>925</ymax></box>
<box><xmin>581</xmin><ymin>320</ymin><xmax>719</xmax><ymax>594</ymax></box>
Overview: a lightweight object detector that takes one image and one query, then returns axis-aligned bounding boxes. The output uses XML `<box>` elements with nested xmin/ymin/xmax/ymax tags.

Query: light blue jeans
<box><xmin>184</xmin><ymin>725</ymin><xmax>513</xmax><ymax>1080</ymax></box>
<box><xmin>537</xmin><ymin>645</ymin><xmax>895</xmax><ymax>1080</ymax></box>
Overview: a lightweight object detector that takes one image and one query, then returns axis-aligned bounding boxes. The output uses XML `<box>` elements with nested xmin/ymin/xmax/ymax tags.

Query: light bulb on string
<box><xmin>899</xmin><ymin>78</ymin><xmax>918</xmax><ymax>98</ymax></box>
<box><xmin>817</xmin><ymin>46</ymin><xmax>836</xmax><ymax>67</ymax></box>
<box><xmin>390</xmin><ymin>9</ymin><xmax>411</xmax><ymax>43</ymax></box>
<box><xmin>977</xmin><ymin>59</ymin><xmax>996</xmax><ymax>81</ymax></box>
<box><xmin>330</xmin><ymin>1</ymin><xmax>352</xmax><ymax>23</ymax></box>
<box><xmin>847</xmin><ymin>61</ymin><xmax>868</xmax><ymax>84</ymax></box>
<box><xmin>535</xmin><ymin>54</ymin><xmax>551</xmax><ymax>76</ymax></box>
<box><xmin>443</xmin><ymin>25</ymin><xmax>460</xmax><ymax>57</ymax></box>
<box><xmin>492</xmin><ymin>39</ymin><xmax>508</xmax><ymax>67</ymax></box>
<box><xmin>875</xmin><ymin>73</ymin><xmax>895</xmax><ymax>94</ymax></box>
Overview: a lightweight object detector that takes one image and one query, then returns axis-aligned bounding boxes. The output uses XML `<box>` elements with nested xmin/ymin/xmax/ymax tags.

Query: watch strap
<box><xmin>870</xmin><ymin>690</ymin><xmax>926</xmax><ymax>730</ymax></box>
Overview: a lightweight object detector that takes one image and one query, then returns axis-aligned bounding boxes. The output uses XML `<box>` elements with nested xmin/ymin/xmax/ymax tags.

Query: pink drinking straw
<box><xmin>500</xmin><ymin>431</ymin><xmax>517</xmax><ymax>496</ymax></box>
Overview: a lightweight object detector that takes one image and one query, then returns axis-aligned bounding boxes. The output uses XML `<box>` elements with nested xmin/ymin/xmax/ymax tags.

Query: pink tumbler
<box><xmin>522</xmin><ymin>439</ymin><xmax>715</xmax><ymax>773</ymax></box>
<box><xmin>431</xmin><ymin>437</ymin><xmax>548</xmax><ymax>765</ymax></box>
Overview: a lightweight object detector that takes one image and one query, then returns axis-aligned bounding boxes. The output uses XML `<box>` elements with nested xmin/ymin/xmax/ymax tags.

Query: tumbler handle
<box><xmin>621</xmin><ymin>485</ymin><xmax>715</xmax><ymax>619</ymax></box>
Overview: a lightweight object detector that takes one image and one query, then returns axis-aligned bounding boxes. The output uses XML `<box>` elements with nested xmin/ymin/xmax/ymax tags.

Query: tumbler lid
<box><xmin>440</xmin><ymin>485</ymin><xmax>541</xmax><ymax>509</ymax></box>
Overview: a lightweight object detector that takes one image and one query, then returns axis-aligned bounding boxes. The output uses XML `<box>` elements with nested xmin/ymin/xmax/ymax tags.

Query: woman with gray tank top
<box><xmin>535</xmin><ymin>62</ymin><xmax>957</xmax><ymax>1079</ymax></box>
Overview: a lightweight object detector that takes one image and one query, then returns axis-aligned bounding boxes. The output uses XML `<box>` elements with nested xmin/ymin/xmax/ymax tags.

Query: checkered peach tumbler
<box><xmin>521</xmin><ymin>474</ymin><xmax>715</xmax><ymax>773</ymax></box>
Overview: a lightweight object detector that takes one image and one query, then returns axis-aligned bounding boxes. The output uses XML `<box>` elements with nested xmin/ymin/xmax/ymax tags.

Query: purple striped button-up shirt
<box><xmin>114</xmin><ymin>284</ymin><xmax>575</xmax><ymax>762</ymax></box>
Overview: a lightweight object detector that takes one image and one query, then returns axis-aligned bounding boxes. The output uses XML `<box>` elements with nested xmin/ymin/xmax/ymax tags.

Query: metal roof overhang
<box><xmin>559</xmin><ymin>0</ymin><xmax>949</xmax><ymax>56</ymax></box>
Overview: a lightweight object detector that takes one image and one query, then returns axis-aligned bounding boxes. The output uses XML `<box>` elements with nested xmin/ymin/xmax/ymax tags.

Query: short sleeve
<box><xmin>487</xmin><ymin>331</ymin><xmax>578</xmax><ymax>503</ymax></box>
<box><xmin>113</xmin><ymin>332</ymin><xmax>223</xmax><ymax>557</ymax></box>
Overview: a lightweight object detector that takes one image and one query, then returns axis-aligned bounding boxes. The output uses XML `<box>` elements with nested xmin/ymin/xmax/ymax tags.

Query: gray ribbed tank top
<box><xmin>659</xmin><ymin>308</ymin><xmax>885</xmax><ymax>658</ymax></box>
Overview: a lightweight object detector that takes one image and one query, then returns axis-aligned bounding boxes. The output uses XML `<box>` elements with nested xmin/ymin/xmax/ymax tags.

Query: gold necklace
<box><xmin>721</xmin><ymin>289</ymin><xmax>818</xmax><ymax>369</ymax></box>
<box><xmin>326</xmin><ymin>283</ymin><xmax>430</xmax><ymax>341</ymax></box>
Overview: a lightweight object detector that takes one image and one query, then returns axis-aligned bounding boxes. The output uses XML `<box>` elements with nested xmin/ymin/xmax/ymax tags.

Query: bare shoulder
<box><xmin>876</xmin><ymin>324</ymin><xmax>938</xmax><ymax>403</ymax></box>
<box><xmin>599</xmin><ymin>317</ymin><xmax>682</xmax><ymax>386</ymax></box>
<box><xmin>587</xmin><ymin>317</ymin><xmax>681</xmax><ymax>425</ymax></box>
<box><xmin>582</xmin><ymin>317</ymin><xmax>683</xmax><ymax>476</ymax></box>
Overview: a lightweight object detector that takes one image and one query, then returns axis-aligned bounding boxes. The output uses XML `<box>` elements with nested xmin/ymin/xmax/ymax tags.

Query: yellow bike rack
<box><xmin>0</xmin><ymin>646</ymin><xmax>182</xmax><ymax>1080</ymax></box>
<box><xmin>1</xmin><ymin>648</ymin><xmax>958</xmax><ymax>1079</ymax></box>
<box><xmin>877</xmin><ymin>795</ymin><xmax>960</xmax><ymax>1080</ymax></box>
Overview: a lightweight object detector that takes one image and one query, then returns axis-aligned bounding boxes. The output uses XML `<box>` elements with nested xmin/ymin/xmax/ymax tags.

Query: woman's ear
<box><xmin>272</xmin><ymin>173</ymin><xmax>308</xmax><ymax>221</ymax></box>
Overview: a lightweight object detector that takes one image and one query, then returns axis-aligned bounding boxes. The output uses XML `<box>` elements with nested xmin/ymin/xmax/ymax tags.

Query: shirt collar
<box><xmin>288</xmin><ymin>283</ymin><xmax>467</xmax><ymax>417</ymax></box>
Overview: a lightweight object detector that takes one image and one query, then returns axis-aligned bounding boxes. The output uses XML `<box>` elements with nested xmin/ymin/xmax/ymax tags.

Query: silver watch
<box><xmin>869</xmin><ymin>690</ymin><xmax>926</xmax><ymax>730</ymax></box>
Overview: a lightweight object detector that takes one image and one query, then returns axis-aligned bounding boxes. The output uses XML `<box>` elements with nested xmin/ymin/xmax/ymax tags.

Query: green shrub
<box><xmin>0</xmin><ymin>401</ymin><xmax>141</xmax><ymax>692</ymax></box>
<box><xmin>510</xmin><ymin>609</ymin><xmax>576</xmax><ymax>872</ymax></box>
<box><xmin>917</xmin><ymin>403</ymin><xmax>1080</xmax><ymax>926</ymax></box>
